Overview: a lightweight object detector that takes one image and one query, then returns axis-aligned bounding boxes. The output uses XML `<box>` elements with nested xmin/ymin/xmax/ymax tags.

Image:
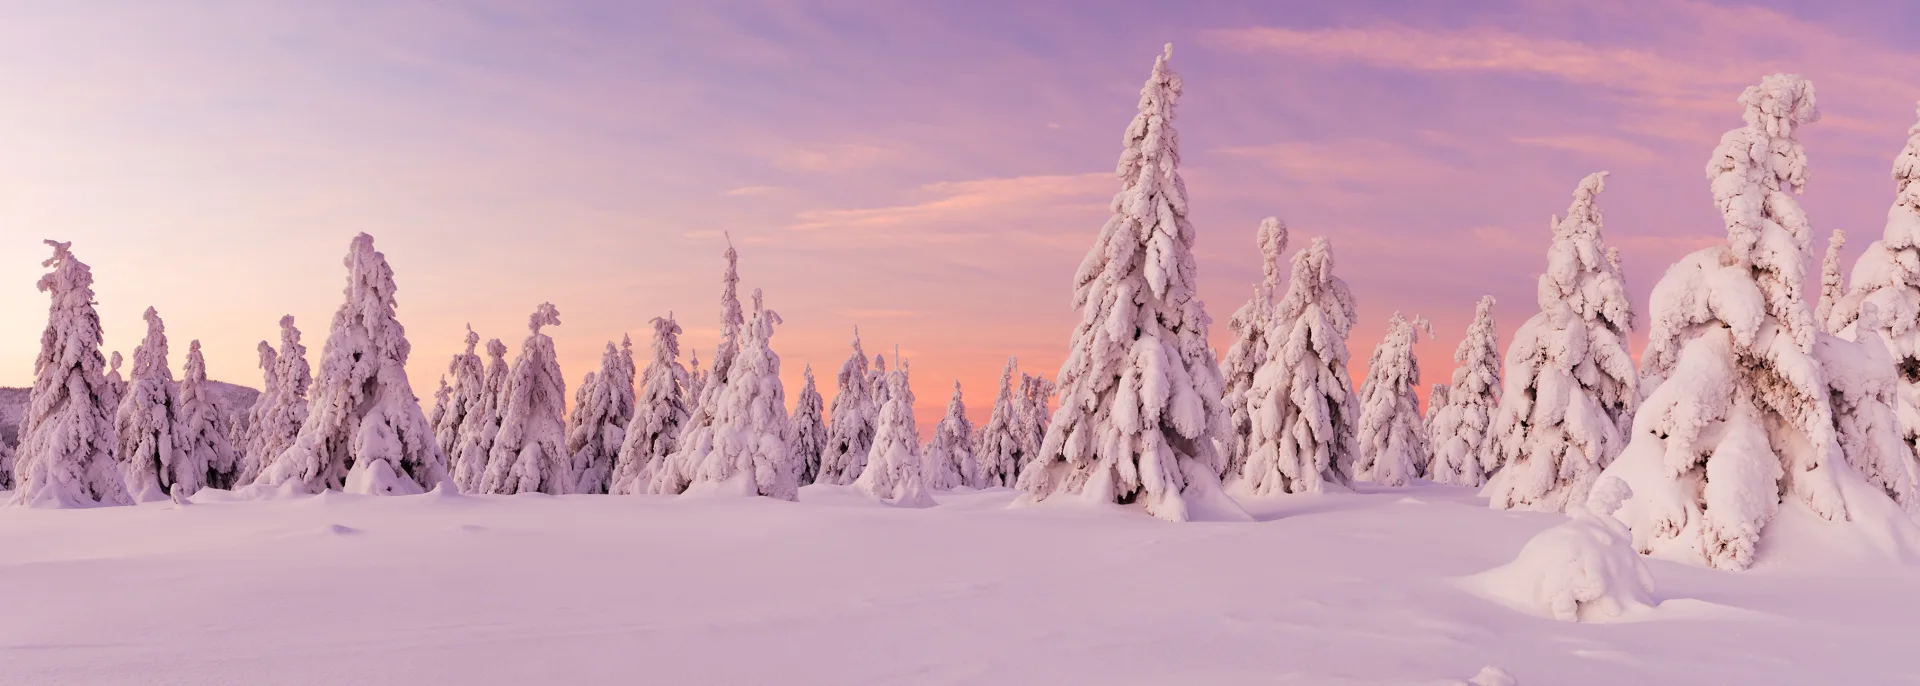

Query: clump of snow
<box><xmin>10</xmin><ymin>240</ymin><xmax>131</xmax><ymax>507</ymax></box>
<box><xmin>1220</xmin><ymin>217</ymin><xmax>1289</xmax><ymax>480</ymax></box>
<box><xmin>609</xmin><ymin>315</ymin><xmax>689</xmax><ymax>495</ymax></box>
<box><xmin>1239</xmin><ymin>236</ymin><xmax>1360</xmax><ymax>496</ymax></box>
<box><xmin>1428</xmin><ymin>297</ymin><xmax>1500</xmax><ymax>486</ymax></box>
<box><xmin>1354</xmin><ymin>312</ymin><xmax>1433</xmax><ymax>487</ymax></box>
<box><xmin>817</xmin><ymin>329</ymin><xmax>876</xmax><ymax>485</ymax></box>
<box><xmin>1465</xmin><ymin>476</ymin><xmax>1655</xmax><ymax>622</ymax></box>
<box><xmin>481</xmin><ymin>303</ymin><xmax>571</xmax><ymax>495</ymax></box>
<box><xmin>856</xmin><ymin>354</ymin><xmax>935</xmax><ymax>507</ymax></box>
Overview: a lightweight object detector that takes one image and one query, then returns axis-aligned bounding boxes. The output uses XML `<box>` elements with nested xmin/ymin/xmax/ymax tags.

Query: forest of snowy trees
<box><xmin>12</xmin><ymin>45</ymin><xmax>1920</xmax><ymax>577</ymax></box>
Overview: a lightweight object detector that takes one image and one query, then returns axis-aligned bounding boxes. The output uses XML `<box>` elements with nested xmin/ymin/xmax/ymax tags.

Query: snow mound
<box><xmin>1464</xmin><ymin>476</ymin><xmax>1654</xmax><ymax>622</ymax></box>
<box><xmin>344</xmin><ymin>459</ymin><xmax>424</xmax><ymax>496</ymax></box>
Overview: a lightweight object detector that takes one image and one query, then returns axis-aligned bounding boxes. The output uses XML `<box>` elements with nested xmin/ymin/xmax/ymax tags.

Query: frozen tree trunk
<box><xmin>256</xmin><ymin>233</ymin><xmax>448</xmax><ymax>495</ymax></box>
<box><xmin>1429</xmin><ymin>296</ymin><xmax>1501</xmax><ymax>486</ymax></box>
<box><xmin>10</xmin><ymin>241</ymin><xmax>132</xmax><ymax>507</ymax></box>
<box><xmin>481</xmin><ymin>303</ymin><xmax>571</xmax><ymax>495</ymax></box>
<box><xmin>857</xmin><ymin>358</ymin><xmax>935</xmax><ymax>506</ymax></box>
<box><xmin>921</xmin><ymin>380</ymin><xmax>976</xmax><ymax>489</ymax></box>
<box><xmin>972</xmin><ymin>358</ymin><xmax>1025</xmax><ymax>488</ymax></box>
<box><xmin>1240</xmin><ymin>237</ymin><xmax>1361</xmax><ymax>496</ymax></box>
<box><xmin>1354</xmin><ymin>313</ymin><xmax>1433</xmax><ymax>487</ymax></box>
<box><xmin>817</xmin><ymin>330</ymin><xmax>876</xmax><ymax>485</ymax></box>
<box><xmin>611</xmin><ymin>316</ymin><xmax>689</xmax><ymax>495</ymax></box>
<box><xmin>238</xmin><ymin>316</ymin><xmax>310</xmax><ymax>486</ymax></box>
<box><xmin>676</xmin><ymin>289</ymin><xmax>796</xmax><ymax>499</ymax></box>
<box><xmin>1486</xmin><ymin>173</ymin><xmax>1638</xmax><ymax>512</ymax></box>
<box><xmin>567</xmin><ymin>336</ymin><xmax>635</xmax><ymax>494</ymax></box>
<box><xmin>1016</xmin><ymin>45</ymin><xmax>1243</xmax><ymax>522</ymax></box>
<box><xmin>451</xmin><ymin>339</ymin><xmax>509</xmax><ymax>493</ymax></box>
<box><xmin>789</xmin><ymin>365</ymin><xmax>828</xmax><ymax>486</ymax></box>
<box><xmin>649</xmin><ymin>240</ymin><xmax>752</xmax><ymax>495</ymax></box>
<box><xmin>1220</xmin><ymin>217</ymin><xmax>1288</xmax><ymax>480</ymax></box>
<box><xmin>116</xmin><ymin>307</ymin><xmax>184</xmax><ymax>502</ymax></box>
<box><xmin>433</xmin><ymin>326</ymin><xmax>486</xmax><ymax>463</ymax></box>
<box><xmin>178</xmin><ymin>340</ymin><xmax>239</xmax><ymax>491</ymax></box>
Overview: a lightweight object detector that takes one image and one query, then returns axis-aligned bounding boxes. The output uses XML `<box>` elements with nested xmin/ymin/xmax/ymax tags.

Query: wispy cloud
<box><xmin>788</xmin><ymin>172</ymin><xmax>1112</xmax><ymax>241</ymax></box>
<box><xmin>722</xmin><ymin>185</ymin><xmax>781</xmax><ymax>196</ymax></box>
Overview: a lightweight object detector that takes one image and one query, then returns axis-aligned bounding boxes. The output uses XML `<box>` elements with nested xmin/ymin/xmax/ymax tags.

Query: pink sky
<box><xmin>3</xmin><ymin>1</ymin><xmax>1920</xmax><ymax>426</ymax></box>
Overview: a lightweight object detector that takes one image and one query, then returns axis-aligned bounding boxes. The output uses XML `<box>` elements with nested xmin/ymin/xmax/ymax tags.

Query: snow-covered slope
<box><xmin>1</xmin><ymin>485</ymin><xmax>1915</xmax><ymax>684</ymax></box>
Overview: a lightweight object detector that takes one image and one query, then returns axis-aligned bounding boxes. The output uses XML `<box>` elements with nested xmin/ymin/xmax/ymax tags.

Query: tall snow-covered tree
<box><xmin>567</xmin><ymin>337</ymin><xmax>635</xmax><ymax>494</ymax></box>
<box><xmin>451</xmin><ymin>338</ymin><xmax>508</xmax><ymax>493</ymax></box>
<box><xmin>674</xmin><ymin>289</ymin><xmax>795</xmax><ymax>499</ymax></box>
<box><xmin>790</xmin><ymin>365</ymin><xmax>828</xmax><ymax>486</ymax></box>
<box><xmin>116</xmin><ymin>307</ymin><xmax>184</xmax><ymax>502</ymax></box>
<box><xmin>686</xmin><ymin>349</ymin><xmax>706</xmax><ymax>408</ymax></box>
<box><xmin>973</xmin><ymin>358</ymin><xmax>1025</xmax><ymax>488</ymax></box>
<box><xmin>103</xmin><ymin>351</ymin><xmax>126</xmax><ymax>413</ymax></box>
<box><xmin>1486</xmin><ymin>172</ymin><xmax>1638</xmax><ymax>512</ymax></box>
<box><xmin>817</xmin><ymin>330</ymin><xmax>877</xmax><ymax>485</ymax></box>
<box><xmin>857</xmin><ymin>358</ymin><xmax>934</xmax><ymax>506</ymax></box>
<box><xmin>1818</xmin><ymin>230</ymin><xmax>1847</xmax><ymax>331</ymax></box>
<box><xmin>648</xmin><ymin>241</ymin><xmax>751</xmax><ymax>495</ymax></box>
<box><xmin>434</xmin><ymin>326</ymin><xmax>486</xmax><ymax>461</ymax></box>
<box><xmin>10</xmin><ymin>241</ymin><xmax>130</xmax><ymax>507</ymax></box>
<box><xmin>481</xmin><ymin>303</ymin><xmax>571</xmax><ymax>495</ymax></box>
<box><xmin>922</xmin><ymin>380</ymin><xmax>975</xmax><ymax>490</ymax></box>
<box><xmin>178</xmin><ymin>340</ymin><xmax>240</xmax><ymax>490</ymax></box>
<box><xmin>1603</xmin><ymin>75</ymin><xmax>1903</xmax><ymax>571</ymax></box>
<box><xmin>611</xmin><ymin>316</ymin><xmax>689</xmax><ymax>495</ymax></box>
<box><xmin>1017</xmin><ymin>45</ymin><xmax>1240</xmax><ymax>522</ymax></box>
<box><xmin>238</xmin><ymin>316</ymin><xmax>309</xmax><ymax>485</ymax></box>
<box><xmin>256</xmin><ymin>233</ymin><xmax>447</xmax><ymax>495</ymax></box>
<box><xmin>1429</xmin><ymin>296</ymin><xmax>1501</xmax><ymax>486</ymax></box>
<box><xmin>870</xmin><ymin>353</ymin><xmax>891</xmax><ymax>409</ymax></box>
<box><xmin>1220</xmin><ymin>216</ymin><xmax>1289</xmax><ymax>478</ymax></box>
<box><xmin>1017</xmin><ymin>373</ymin><xmax>1055</xmax><ymax>477</ymax></box>
<box><xmin>1354</xmin><ymin>313</ymin><xmax>1433</xmax><ymax>487</ymax></box>
<box><xmin>1240</xmin><ymin>237</ymin><xmax>1360</xmax><ymax>496</ymax></box>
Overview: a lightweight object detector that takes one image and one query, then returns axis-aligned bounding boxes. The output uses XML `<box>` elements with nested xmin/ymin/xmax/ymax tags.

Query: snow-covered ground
<box><xmin>2</xmin><ymin>485</ymin><xmax>1914</xmax><ymax>685</ymax></box>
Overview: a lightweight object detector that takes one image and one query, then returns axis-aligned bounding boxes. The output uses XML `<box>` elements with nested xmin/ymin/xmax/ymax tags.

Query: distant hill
<box><xmin>0</xmin><ymin>381</ymin><xmax>259</xmax><ymax>451</ymax></box>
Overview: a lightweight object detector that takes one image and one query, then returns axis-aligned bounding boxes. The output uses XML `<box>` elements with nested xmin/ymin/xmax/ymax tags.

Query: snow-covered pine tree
<box><xmin>481</xmin><ymin>303</ymin><xmax>570</xmax><ymax>495</ymax></box>
<box><xmin>816</xmin><ymin>330</ymin><xmax>876</xmax><ymax>485</ymax></box>
<box><xmin>857</xmin><ymin>356</ymin><xmax>934</xmax><ymax>506</ymax></box>
<box><xmin>1819</xmin><ymin>302</ymin><xmax>1920</xmax><ymax>514</ymax></box>
<box><xmin>648</xmin><ymin>241</ymin><xmax>750</xmax><ymax>494</ymax></box>
<box><xmin>257</xmin><ymin>233</ymin><xmax>447</xmax><ymax>495</ymax></box>
<box><xmin>678</xmin><ymin>289</ymin><xmax>795</xmax><ymax>499</ymax></box>
<box><xmin>1353</xmin><ymin>313</ymin><xmax>1433</xmax><ymax>487</ymax></box>
<box><xmin>1016</xmin><ymin>45</ymin><xmax>1239</xmax><ymax>522</ymax></box>
<box><xmin>972</xmin><ymin>358</ymin><xmax>1024</xmax><ymax>488</ymax></box>
<box><xmin>567</xmin><ymin>336</ymin><xmax>635</xmax><ymax>494</ymax></box>
<box><xmin>235</xmin><ymin>341</ymin><xmax>276</xmax><ymax>470</ymax></box>
<box><xmin>686</xmin><ymin>349</ymin><xmax>706</xmax><ymax>407</ymax></box>
<box><xmin>610</xmin><ymin>316</ymin><xmax>689</xmax><ymax>495</ymax></box>
<box><xmin>103</xmin><ymin>351</ymin><xmax>126</xmax><ymax>412</ymax></box>
<box><xmin>1240</xmin><ymin>237</ymin><xmax>1360</xmax><ymax>496</ymax></box>
<box><xmin>178</xmin><ymin>340</ymin><xmax>239</xmax><ymax>490</ymax></box>
<box><xmin>434</xmin><ymin>326</ymin><xmax>486</xmax><ymax>461</ymax></box>
<box><xmin>922</xmin><ymin>380</ymin><xmax>975</xmax><ymax>489</ymax></box>
<box><xmin>1486</xmin><ymin>172</ymin><xmax>1638</xmax><ymax>512</ymax></box>
<box><xmin>451</xmin><ymin>338</ymin><xmax>508</xmax><ymax>492</ymax></box>
<box><xmin>116</xmin><ymin>307</ymin><xmax>184</xmax><ymax>502</ymax></box>
<box><xmin>1429</xmin><ymin>296</ymin><xmax>1501</xmax><ymax>486</ymax></box>
<box><xmin>428</xmin><ymin>376</ymin><xmax>451</xmax><ymax>438</ymax></box>
<box><xmin>1220</xmin><ymin>216</ymin><xmax>1289</xmax><ymax>479</ymax></box>
<box><xmin>1017</xmin><ymin>373</ymin><xmax>1055</xmax><ymax>477</ymax></box>
<box><xmin>1818</xmin><ymin>230</ymin><xmax>1847</xmax><ymax>331</ymax></box>
<box><xmin>870</xmin><ymin>353</ymin><xmax>891</xmax><ymax>409</ymax></box>
<box><xmin>790</xmin><ymin>364</ymin><xmax>828</xmax><ymax>486</ymax></box>
<box><xmin>10</xmin><ymin>241</ymin><xmax>131</xmax><ymax>507</ymax></box>
<box><xmin>1603</xmin><ymin>75</ymin><xmax>1900</xmax><ymax>571</ymax></box>
<box><xmin>238</xmin><ymin>316</ymin><xmax>310</xmax><ymax>485</ymax></box>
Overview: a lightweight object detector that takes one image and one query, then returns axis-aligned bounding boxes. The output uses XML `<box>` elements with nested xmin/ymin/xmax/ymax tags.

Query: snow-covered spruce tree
<box><xmin>1429</xmin><ymin>296</ymin><xmax>1501</xmax><ymax>486</ymax></box>
<box><xmin>1353</xmin><ymin>313</ymin><xmax>1433</xmax><ymax>487</ymax></box>
<box><xmin>238</xmin><ymin>316</ymin><xmax>310</xmax><ymax>485</ymax></box>
<box><xmin>1220</xmin><ymin>216</ymin><xmax>1289</xmax><ymax>479</ymax></box>
<box><xmin>1486</xmin><ymin>172</ymin><xmax>1638</xmax><ymax>512</ymax></box>
<box><xmin>676</xmin><ymin>289</ymin><xmax>795</xmax><ymax>499</ymax></box>
<box><xmin>790</xmin><ymin>365</ymin><xmax>828</xmax><ymax>486</ymax></box>
<box><xmin>610</xmin><ymin>316</ymin><xmax>689</xmax><ymax>495</ymax></box>
<box><xmin>0</xmin><ymin>435</ymin><xmax>12</xmax><ymax>491</ymax></box>
<box><xmin>685</xmin><ymin>349</ymin><xmax>706</xmax><ymax>408</ymax></box>
<box><xmin>1017</xmin><ymin>373</ymin><xmax>1055</xmax><ymax>477</ymax></box>
<box><xmin>428</xmin><ymin>376</ymin><xmax>451</xmax><ymax>439</ymax></box>
<box><xmin>257</xmin><ymin>233</ymin><xmax>447</xmax><ymax>495</ymax></box>
<box><xmin>922</xmin><ymin>380</ymin><xmax>976</xmax><ymax>489</ymax></box>
<box><xmin>103</xmin><ymin>351</ymin><xmax>127</xmax><ymax>413</ymax></box>
<box><xmin>816</xmin><ymin>330</ymin><xmax>876</xmax><ymax>485</ymax></box>
<box><xmin>1819</xmin><ymin>302</ymin><xmax>1920</xmax><ymax>514</ymax></box>
<box><xmin>972</xmin><ymin>358</ymin><xmax>1025</xmax><ymax>488</ymax></box>
<box><xmin>567</xmin><ymin>337</ymin><xmax>636</xmax><ymax>494</ymax></box>
<box><xmin>1240</xmin><ymin>237</ymin><xmax>1360</xmax><ymax>496</ymax></box>
<box><xmin>10</xmin><ymin>241</ymin><xmax>131</xmax><ymax>507</ymax></box>
<box><xmin>451</xmin><ymin>338</ymin><xmax>508</xmax><ymax>492</ymax></box>
<box><xmin>115</xmin><ymin>307</ymin><xmax>184</xmax><ymax>502</ymax></box>
<box><xmin>433</xmin><ymin>326</ymin><xmax>486</xmax><ymax>461</ymax></box>
<box><xmin>480</xmin><ymin>303</ymin><xmax>570</xmax><ymax>495</ymax></box>
<box><xmin>647</xmin><ymin>241</ymin><xmax>750</xmax><ymax>494</ymax></box>
<box><xmin>178</xmin><ymin>340</ymin><xmax>240</xmax><ymax>490</ymax></box>
<box><xmin>1016</xmin><ymin>45</ymin><xmax>1240</xmax><ymax>522</ymax></box>
<box><xmin>857</xmin><ymin>358</ymin><xmax>934</xmax><ymax>506</ymax></box>
<box><xmin>1818</xmin><ymin>230</ymin><xmax>1847</xmax><ymax>331</ymax></box>
<box><xmin>1603</xmin><ymin>75</ymin><xmax>1907</xmax><ymax>571</ymax></box>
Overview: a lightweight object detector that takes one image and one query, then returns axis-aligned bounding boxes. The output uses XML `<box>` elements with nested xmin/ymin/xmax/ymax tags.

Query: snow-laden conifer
<box><xmin>116</xmin><ymin>307</ymin><xmax>184</xmax><ymax>502</ymax></box>
<box><xmin>648</xmin><ymin>241</ymin><xmax>751</xmax><ymax>494</ymax></box>
<box><xmin>1429</xmin><ymin>297</ymin><xmax>1501</xmax><ymax>486</ymax></box>
<box><xmin>869</xmin><ymin>354</ymin><xmax>891</xmax><ymax>409</ymax></box>
<box><xmin>1016</xmin><ymin>45</ymin><xmax>1240</xmax><ymax>522</ymax></box>
<box><xmin>922</xmin><ymin>380</ymin><xmax>975</xmax><ymax>489</ymax></box>
<box><xmin>451</xmin><ymin>338</ymin><xmax>508</xmax><ymax>492</ymax></box>
<box><xmin>1240</xmin><ymin>237</ymin><xmax>1360</xmax><ymax>496</ymax></box>
<box><xmin>1486</xmin><ymin>173</ymin><xmax>1638</xmax><ymax>512</ymax></box>
<box><xmin>610</xmin><ymin>316</ymin><xmax>689</xmax><ymax>495</ymax></box>
<box><xmin>103</xmin><ymin>351</ymin><xmax>126</xmax><ymax>413</ymax></box>
<box><xmin>257</xmin><ymin>233</ymin><xmax>447</xmax><ymax>494</ymax></box>
<box><xmin>235</xmin><ymin>342</ymin><xmax>274</xmax><ymax>453</ymax></box>
<box><xmin>481</xmin><ymin>303</ymin><xmax>570</xmax><ymax>494</ymax></box>
<box><xmin>972</xmin><ymin>358</ymin><xmax>1024</xmax><ymax>488</ymax></box>
<box><xmin>817</xmin><ymin>330</ymin><xmax>877</xmax><ymax>485</ymax></box>
<box><xmin>1354</xmin><ymin>313</ymin><xmax>1433</xmax><ymax>487</ymax></box>
<box><xmin>686</xmin><ymin>349</ymin><xmax>706</xmax><ymax>408</ymax></box>
<box><xmin>238</xmin><ymin>316</ymin><xmax>309</xmax><ymax>485</ymax></box>
<box><xmin>1819</xmin><ymin>303</ymin><xmax>1920</xmax><ymax>513</ymax></box>
<box><xmin>790</xmin><ymin>365</ymin><xmax>828</xmax><ymax>486</ymax></box>
<box><xmin>434</xmin><ymin>326</ymin><xmax>486</xmax><ymax>461</ymax></box>
<box><xmin>10</xmin><ymin>241</ymin><xmax>130</xmax><ymax>507</ymax></box>
<box><xmin>1818</xmin><ymin>230</ymin><xmax>1847</xmax><ymax>331</ymax></box>
<box><xmin>857</xmin><ymin>356</ymin><xmax>934</xmax><ymax>506</ymax></box>
<box><xmin>567</xmin><ymin>336</ymin><xmax>635</xmax><ymax>494</ymax></box>
<box><xmin>1017</xmin><ymin>373</ymin><xmax>1054</xmax><ymax>477</ymax></box>
<box><xmin>178</xmin><ymin>340</ymin><xmax>239</xmax><ymax>490</ymax></box>
<box><xmin>1220</xmin><ymin>217</ymin><xmax>1288</xmax><ymax>478</ymax></box>
<box><xmin>675</xmin><ymin>289</ymin><xmax>795</xmax><ymax>499</ymax></box>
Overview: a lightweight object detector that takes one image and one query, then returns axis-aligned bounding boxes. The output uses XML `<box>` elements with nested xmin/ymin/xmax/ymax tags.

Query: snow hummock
<box><xmin>1463</xmin><ymin>476</ymin><xmax>1655</xmax><ymax>622</ymax></box>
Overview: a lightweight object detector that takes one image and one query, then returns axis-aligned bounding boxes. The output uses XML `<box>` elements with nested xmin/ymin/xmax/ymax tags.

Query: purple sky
<box><xmin>3</xmin><ymin>1</ymin><xmax>1920</xmax><ymax>425</ymax></box>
